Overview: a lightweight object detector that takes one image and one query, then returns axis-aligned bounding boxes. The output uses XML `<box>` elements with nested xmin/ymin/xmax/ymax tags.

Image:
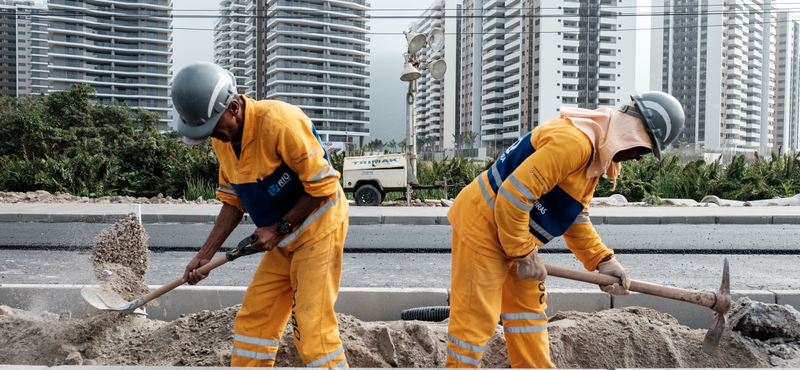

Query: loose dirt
<box><xmin>1</xmin><ymin>299</ymin><xmax>799</xmax><ymax>367</ymax></box>
<box><xmin>90</xmin><ymin>213</ymin><xmax>150</xmax><ymax>303</ymax></box>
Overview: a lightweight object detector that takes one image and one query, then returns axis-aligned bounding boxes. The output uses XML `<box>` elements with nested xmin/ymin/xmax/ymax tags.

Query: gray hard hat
<box><xmin>172</xmin><ymin>62</ymin><xmax>237</xmax><ymax>145</ymax></box>
<box><xmin>621</xmin><ymin>91</ymin><xmax>685</xmax><ymax>160</ymax></box>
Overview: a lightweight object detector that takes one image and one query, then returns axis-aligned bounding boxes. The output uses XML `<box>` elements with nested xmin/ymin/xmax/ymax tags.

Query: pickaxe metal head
<box><xmin>702</xmin><ymin>258</ymin><xmax>730</xmax><ymax>356</ymax></box>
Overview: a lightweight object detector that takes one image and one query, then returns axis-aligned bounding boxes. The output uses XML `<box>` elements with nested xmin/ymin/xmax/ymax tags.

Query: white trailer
<box><xmin>342</xmin><ymin>153</ymin><xmax>415</xmax><ymax>206</ymax></box>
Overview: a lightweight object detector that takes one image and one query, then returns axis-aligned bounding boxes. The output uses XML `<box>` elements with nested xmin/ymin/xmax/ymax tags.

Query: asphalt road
<box><xmin>1</xmin><ymin>222</ymin><xmax>799</xmax><ymax>290</ymax></box>
<box><xmin>2</xmin><ymin>222</ymin><xmax>800</xmax><ymax>253</ymax></box>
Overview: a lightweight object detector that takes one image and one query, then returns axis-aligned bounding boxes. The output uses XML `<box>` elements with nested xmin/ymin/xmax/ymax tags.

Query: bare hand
<box><xmin>183</xmin><ymin>256</ymin><xmax>211</xmax><ymax>285</ymax></box>
<box><xmin>251</xmin><ymin>224</ymin><xmax>282</xmax><ymax>252</ymax></box>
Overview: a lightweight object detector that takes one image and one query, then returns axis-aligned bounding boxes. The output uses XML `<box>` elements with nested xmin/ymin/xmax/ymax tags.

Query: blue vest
<box><xmin>486</xmin><ymin>132</ymin><xmax>585</xmax><ymax>244</ymax></box>
<box><xmin>230</xmin><ymin>125</ymin><xmax>330</xmax><ymax>228</ymax></box>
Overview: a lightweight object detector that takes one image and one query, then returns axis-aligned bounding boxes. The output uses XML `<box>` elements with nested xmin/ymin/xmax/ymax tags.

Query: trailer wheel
<box><xmin>354</xmin><ymin>184</ymin><xmax>382</xmax><ymax>206</ymax></box>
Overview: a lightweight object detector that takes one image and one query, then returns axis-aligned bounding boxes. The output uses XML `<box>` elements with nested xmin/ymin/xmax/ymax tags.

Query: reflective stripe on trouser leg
<box><xmin>501</xmin><ymin>262</ymin><xmax>555</xmax><ymax>369</ymax></box>
<box><xmin>293</xmin><ymin>221</ymin><xmax>349</xmax><ymax>368</ymax></box>
<box><xmin>232</xmin><ymin>245</ymin><xmax>295</xmax><ymax>367</ymax></box>
<box><xmin>446</xmin><ymin>229</ymin><xmax>512</xmax><ymax>368</ymax></box>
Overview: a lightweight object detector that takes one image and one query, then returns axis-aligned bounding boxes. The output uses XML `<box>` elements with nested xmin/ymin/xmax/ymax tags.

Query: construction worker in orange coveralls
<box><xmin>172</xmin><ymin>62</ymin><xmax>349</xmax><ymax>368</ymax></box>
<box><xmin>446</xmin><ymin>92</ymin><xmax>686</xmax><ymax>368</ymax></box>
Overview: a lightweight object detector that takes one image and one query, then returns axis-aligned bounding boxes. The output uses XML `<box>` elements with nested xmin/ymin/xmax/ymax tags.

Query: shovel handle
<box><xmin>545</xmin><ymin>263</ymin><xmax>718</xmax><ymax>309</ymax></box>
<box><xmin>139</xmin><ymin>254</ymin><xmax>231</xmax><ymax>306</ymax></box>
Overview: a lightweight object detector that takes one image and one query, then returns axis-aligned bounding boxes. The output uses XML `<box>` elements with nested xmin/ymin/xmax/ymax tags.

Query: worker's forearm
<box><xmin>197</xmin><ymin>203</ymin><xmax>244</xmax><ymax>259</ymax></box>
<box><xmin>282</xmin><ymin>192</ymin><xmax>325</xmax><ymax>227</ymax></box>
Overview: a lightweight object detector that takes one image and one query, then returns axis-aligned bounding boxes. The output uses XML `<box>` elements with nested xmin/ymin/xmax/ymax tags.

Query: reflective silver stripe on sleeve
<box><xmin>220</xmin><ymin>183</ymin><xmax>234</xmax><ymax>189</ymax></box>
<box><xmin>573</xmin><ymin>211</ymin><xmax>591</xmax><ymax>224</ymax></box>
<box><xmin>448</xmin><ymin>333</ymin><xmax>486</xmax><ymax>353</ymax></box>
<box><xmin>499</xmin><ymin>187</ymin><xmax>533</xmax><ymax>212</ymax></box>
<box><xmin>507</xmin><ymin>174</ymin><xmax>537</xmax><ymax>202</ymax></box>
<box><xmin>234</xmin><ymin>334</ymin><xmax>280</xmax><ymax>347</ymax></box>
<box><xmin>490</xmin><ymin>162</ymin><xmax>503</xmax><ymax>187</ymax></box>
<box><xmin>504</xmin><ymin>324</ymin><xmax>547</xmax><ymax>334</ymax></box>
<box><xmin>310</xmin><ymin>149</ymin><xmax>319</xmax><ymax>157</ymax></box>
<box><xmin>500</xmin><ymin>312</ymin><xmax>547</xmax><ymax>320</ymax></box>
<box><xmin>573</xmin><ymin>217</ymin><xmax>591</xmax><ymax>224</ymax></box>
<box><xmin>305</xmin><ymin>346</ymin><xmax>344</xmax><ymax>367</ymax></box>
<box><xmin>309</xmin><ymin>165</ymin><xmax>334</xmax><ymax>183</ymax></box>
<box><xmin>332</xmin><ymin>359</ymin><xmax>348</xmax><ymax>368</ymax></box>
<box><xmin>478</xmin><ymin>176</ymin><xmax>496</xmax><ymax>208</ymax></box>
<box><xmin>447</xmin><ymin>348</ymin><xmax>482</xmax><ymax>366</ymax></box>
<box><xmin>233</xmin><ymin>348</ymin><xmax>277</xmax><ymax>360</ymax></box>
<box><xmin>279</xmin><ymin>189</ymin><xmax>343</xmax><ymax>248</ymax></box>
<box><xmin>529</xmin><ymin>218</ymin><xmax>555</xmax><ymax>241</ymax></box>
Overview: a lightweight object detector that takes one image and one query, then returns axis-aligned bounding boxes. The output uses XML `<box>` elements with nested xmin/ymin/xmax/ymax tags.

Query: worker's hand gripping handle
<box><xmin>226</xmin><ymin>234</ymin><xmax>260</xmax><ymax>261</ymax></box>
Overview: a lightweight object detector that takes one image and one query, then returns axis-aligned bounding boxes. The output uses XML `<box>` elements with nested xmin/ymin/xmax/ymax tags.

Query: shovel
<box><xmin>81</xmin><ymin>234</ymin><xmax>260</xmax><ymax>315</ymax></box>
<box><xmin>545</xmin><ymin>258</ymin><xmax>730</xmax><ymax>356</ymax></box>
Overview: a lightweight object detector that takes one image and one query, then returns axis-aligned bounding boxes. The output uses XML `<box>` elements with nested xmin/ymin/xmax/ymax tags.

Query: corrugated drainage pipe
<box><xmin>401</xmin><ymin>306</ymin><xmax>450</xmax><ymax>322</ymax></box>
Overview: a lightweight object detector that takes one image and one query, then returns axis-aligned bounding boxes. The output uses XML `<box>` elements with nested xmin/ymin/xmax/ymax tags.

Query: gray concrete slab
<box><xmin>349</xmin><ymin>215</ymin><xmax>383</xmax><ymax>225</ymax></box>
<box><xmin>0</xmin><ymin>284</ymin><xmax>450</xmax><ymax>323</ymax></box>
<box><xmin>605</xmin><ymin>216</ymin><xmax>661</xmax><ymax>224</ymax></box>
<box><xmin>336</xmin><ymin>288</ymin><xmax>449</xmax><ymax>322</ymax></box>
<box><xmin>775</xmin><ymin>290</ymin><xmax>800</xmax><ymax>311</ymax></box>
<box><xmin>545</xmin><ymin>290</ymin><xmax>610</xmax><ymax>317</ymax></box>
<box><xmin>717</xmin><ymin>216</ymin><xmax>774</xmax><ymax>224</ymax></box>
<box><xmin>0</xmin><ymin>366</ymin><xmax>49</xmax><ymax>370</ymax></box>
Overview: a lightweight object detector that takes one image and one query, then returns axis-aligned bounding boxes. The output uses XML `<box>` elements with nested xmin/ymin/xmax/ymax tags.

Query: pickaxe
<box><xmin>545</xmin><ymin>258</ymin><xmax>730</xmax><ymax>356</ymax></box>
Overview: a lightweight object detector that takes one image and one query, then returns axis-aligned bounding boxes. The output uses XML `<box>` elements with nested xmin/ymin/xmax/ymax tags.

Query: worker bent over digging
<box><xmin>172</xmin><ymin>62</ymin><xmax>349</xmax><ymax>368</ymax></box>
<box><xmin>446</xmin><ymin>92</ymin><xmax>685</xmax><ymax>368</ymax></box>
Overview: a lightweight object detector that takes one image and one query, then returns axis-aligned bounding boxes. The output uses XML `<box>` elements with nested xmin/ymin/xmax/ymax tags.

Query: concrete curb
<box><xmin>4</xmin><ymin>213</ymin><xmax>800</xmax><ymax>225</ymax></box>
<box><xmin>1</xmin><ymin>284</ymin><xmax>796</xmax><ymax>330</ymax></box>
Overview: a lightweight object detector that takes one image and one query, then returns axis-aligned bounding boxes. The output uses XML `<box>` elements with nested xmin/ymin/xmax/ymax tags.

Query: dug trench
<box><xmin>1</xmin><ymin>215</ymin><xmax>799</xmax><ymax>368</ymax></box>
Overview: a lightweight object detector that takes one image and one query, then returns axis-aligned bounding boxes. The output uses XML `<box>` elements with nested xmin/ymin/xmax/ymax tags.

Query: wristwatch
<box><xmin>277</xmin><ymin>219</ymin><xmax>292</xmax><ymax>235</ymax></box>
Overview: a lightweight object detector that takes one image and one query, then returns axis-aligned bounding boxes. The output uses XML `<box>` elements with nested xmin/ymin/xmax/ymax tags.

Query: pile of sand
<box><xmin>1</xmin><ymin>299</ymin><xmax>799</xmax><ymax>367</ymax></box>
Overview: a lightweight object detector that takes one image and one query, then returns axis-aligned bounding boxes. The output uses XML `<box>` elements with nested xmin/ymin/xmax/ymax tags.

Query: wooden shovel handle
<box><xmin>545</xmin><ymin>263</ymin><xmax>718</xmax><ymax>309</ymax></box>
<box><xmin>140</xmin><ymin>255</ymin><xmax>231</xmax><ymax>305</ymax></box>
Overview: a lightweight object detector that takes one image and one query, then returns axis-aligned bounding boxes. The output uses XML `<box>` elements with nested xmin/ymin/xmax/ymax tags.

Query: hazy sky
<box><xmin>172</xmin><ymin>0</ymin><xmax>796</xmax><ymax>143</ymax></box>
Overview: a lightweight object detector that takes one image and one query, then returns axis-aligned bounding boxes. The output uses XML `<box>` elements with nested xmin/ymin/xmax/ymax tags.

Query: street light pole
<box><xmin>400</xmin><ymin>26</ymin><xmax>446</xmax><ymax>207</ymax></box>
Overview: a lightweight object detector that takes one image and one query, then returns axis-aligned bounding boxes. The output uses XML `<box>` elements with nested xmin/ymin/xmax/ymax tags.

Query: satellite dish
<box><xmin>428</xmin><ymin>28</ymin><xmax>444</xmax><ymax>52</ymax></box>
<box><xmin>400</xmin><ymin>61</ymin><xmax>422</xmax><ymax>81</ymax></box>
<box><xmin>428</xmin><ymin>59</ymin><xmax>447</xmax><ymax>80</ymax></box>
<box><xmin>405</xmin><ymin>31</ymin><xmax>426</xmax><ymax>54</ymax></box>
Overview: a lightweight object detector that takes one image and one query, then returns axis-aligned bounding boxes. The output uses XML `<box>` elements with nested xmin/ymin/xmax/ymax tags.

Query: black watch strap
<box><xmin>277</xmin><ymin>219</ymin><xmax>292</xmax><ymax>235</ymax></box>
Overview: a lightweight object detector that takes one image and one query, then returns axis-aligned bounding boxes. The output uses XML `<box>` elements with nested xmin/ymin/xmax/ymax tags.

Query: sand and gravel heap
<box><xmin>90</xmin><ymin>213</ymin><xmax>150</xmax><ymax>302</ymax></box>
<box><xmin>1</xmin><ymin>298</ymin><xmax>800</xmax><ymax>367</ymax></box>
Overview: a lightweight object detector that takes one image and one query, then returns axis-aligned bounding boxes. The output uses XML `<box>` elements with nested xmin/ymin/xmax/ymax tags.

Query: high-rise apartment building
<box><xmin>775</xmin><ymin>11</ymin><xmax>800</xmax><ymax>153</ymax></box>
<box><xmin>258</xmin><ymin>0</ymin><xmax>370</xmax><ymax>150</ymax></box>
<box><xmin>460</xmin><ymin>0</ymin><xmax>638</xmax><ymax>153</ymax></box>
<box><xmin>411</xmin><ymin>0</ymin><xmax>458</xmax><ymax>152</ymax></box>
<box><xmin>213</xmin><ymin>0</ymin><xmax>258</xmax><ymax>99</ymax></box>
<box><xmin>0</xmin><ymin>0</ymin><xmax>47</xmax><ymax>96</ymax></box>
<box><xmin>47</xmin><ymin>0</ymin><xmax>173</xmax><ymax>127</ymax></box>
<box><xmin>652</xmin><ymin>0</ymin><xmax>777</xmax><ymax>155</ymax></box>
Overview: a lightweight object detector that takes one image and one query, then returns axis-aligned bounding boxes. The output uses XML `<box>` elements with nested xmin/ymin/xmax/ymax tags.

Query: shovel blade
<box><xmin>80</xmin><ymin>286</ymin><xmax>147</xmax><ymax>316</ymax></box>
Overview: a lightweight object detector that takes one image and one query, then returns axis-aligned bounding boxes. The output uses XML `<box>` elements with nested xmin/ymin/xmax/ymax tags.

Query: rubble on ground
<box><xmin>2</xmin><ymin>300</ymin><xmax>799</xmax><ymax>367</ymax></box>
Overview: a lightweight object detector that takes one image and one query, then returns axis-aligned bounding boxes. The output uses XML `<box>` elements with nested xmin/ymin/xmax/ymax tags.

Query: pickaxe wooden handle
<box><xmin>544</xmin><ymin>259</ymin><xmax>730</xmax><ymax>356</ymax></box>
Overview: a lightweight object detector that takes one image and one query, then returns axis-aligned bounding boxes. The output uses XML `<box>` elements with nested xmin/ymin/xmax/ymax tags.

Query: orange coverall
<box><xmin>446</xmin><ymin>117</ymin><xmax>616</xmax><ymax>368</ymax></box>
<box><xmin>213</xmin><ymin>96</ymin><xmax>349</xmax><ymax>368</ymax></box>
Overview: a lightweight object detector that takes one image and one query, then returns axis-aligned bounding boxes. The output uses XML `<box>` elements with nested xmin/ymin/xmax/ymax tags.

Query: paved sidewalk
<box><xmin>1</xmin><ymin>202</ymin><xmax>800</xmax><ymax>225</ymax></box>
